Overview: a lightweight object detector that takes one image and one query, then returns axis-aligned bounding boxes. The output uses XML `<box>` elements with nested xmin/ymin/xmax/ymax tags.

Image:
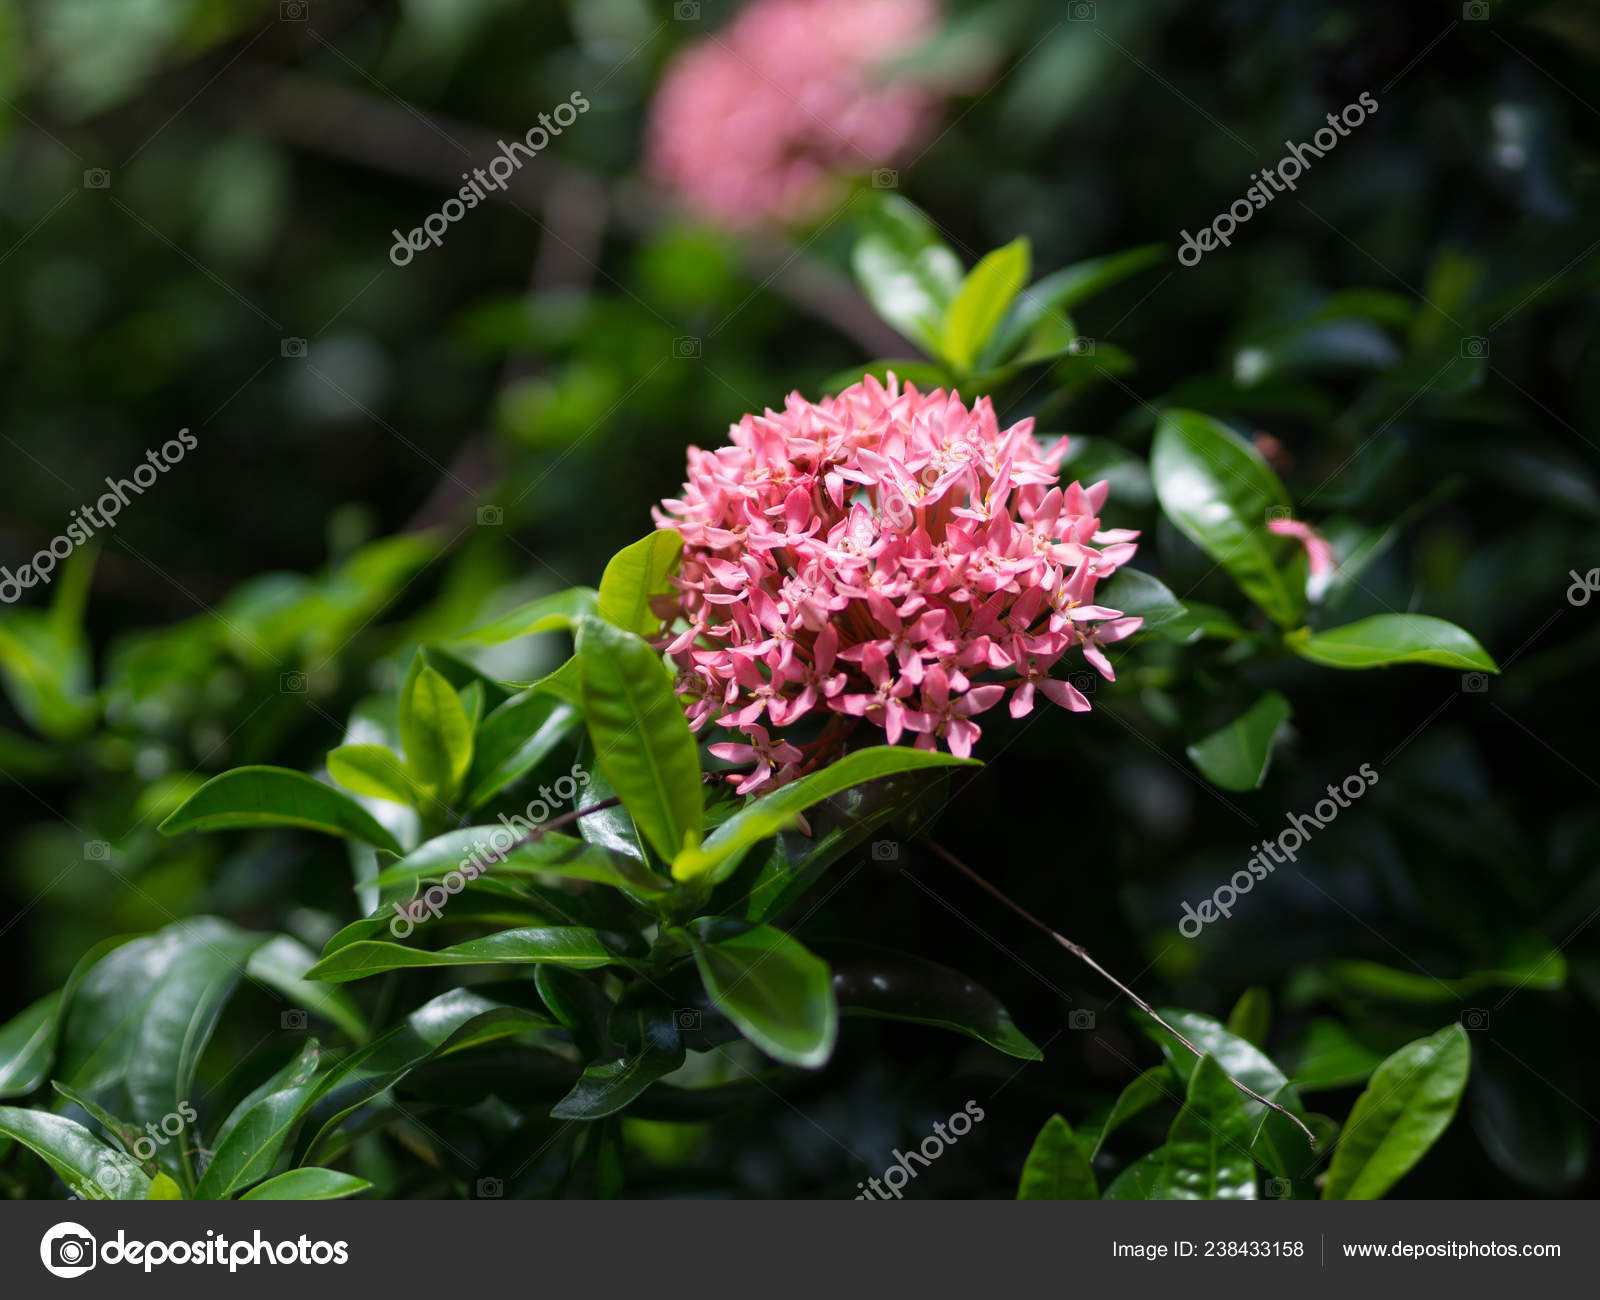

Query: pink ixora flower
<box><xmin>645</xmin><ymin>0</ymin><xmax>943</xmax><ymax>229</ymax></box>
<box><xmin>1268</xmin><ymin>515</ymin><xmax>1336</xmax><ymax>596</ymax></box>
<box><xmin>653</xmin><ymin>374</ymin><xmax>1142</xmax><ymax>793</ymax></box>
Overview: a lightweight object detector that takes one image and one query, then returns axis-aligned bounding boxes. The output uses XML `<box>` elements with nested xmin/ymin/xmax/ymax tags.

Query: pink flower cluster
<box><xmin>645</xmin><ymin>0</ymin><xmax>941</xmax><ymax>229</ymax></box>
<box><xmin>653</xmin><ymin>375</ymin><xmax>1142</xmax><ymax>794</ymax></box>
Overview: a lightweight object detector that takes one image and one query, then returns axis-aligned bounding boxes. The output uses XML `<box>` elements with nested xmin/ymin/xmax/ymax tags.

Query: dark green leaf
<box><xmin>302</xmin><ymin>927</ymin><xmax>643</xmax><ymax>983</ymax></box>
<box><xmin>689</xmin><ymin>922</ymin><xmax>837</xmax><ymax>1068</ymax></box>
<box><xmin>1094</xmin><ymin>568</ymin><xmax>1186</xmax><ymax>634</ymax></box>
<box><xmin>455</xmin><ymin>587</ymin><xmax>598</xmax><ymax>645</ymax></box>
<box><xmin>1226</xmin><ymin>987</ymin><xmax>1272</xmax><ymax>1048</ymax></box>
<box><xmin>464</xmin><ymin>689</ymin><xmax>582</xmax><ymax>809</ymax></box>
<box><xmin>550</xmin><ymin>1005</ymin><xmax>685</xmax><ymax>1120</ymax></box>
<box><xmin>0</xmin><ymin>1107</ymin><xmax>151</xmax><ymax>1200</ymax></box>
<box><xmin>195</xmin><ymin>1042</ymin><xmax>324</xmax><ymax>1199</ymax></box>
<box><xmin>158</xmin><ymin>766</ymin><xmax>404</xmax><ymax>855</ymax></box>
<box><xmin>0</xmin><ymin>992</ymin><xmax>60</xmax><ymax>1099</ymax></box>
<box><xmin>985</xmin><ymin>244</ymin><xmax>1163</xmax><ymax>365</ymax></box>
<box><xmin>1151</xmin><ymin>1054</ymin><xmax>1258</xmax><ymax>1199</ymax></box>
<box><xmin>1102</xmin><ymin>1150</ymin><xmax>1165</xmax><ymax>1200</ymax></box>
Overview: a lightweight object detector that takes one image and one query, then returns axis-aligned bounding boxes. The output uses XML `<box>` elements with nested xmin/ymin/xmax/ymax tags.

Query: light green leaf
<box><xmin>597</xmin><ymin>531</ymin><xmax>683</xmax><ymax>638</ymax></box>
<box><xmin>1151</xmin><ymin>409</ymin><xmax>1306</xmax><ymax>627</ymax></box>
<box><xmin>576</xmin><ymin>617</ymin><xmax>703</xmax><ymax>863</ymax></box>
<box><xmin>1186</xmin><ymin>691</ymin><xmax>1292</xmax><ymax>791</ymax></box>
<box><xmin>158</xmin><ymin>766</ymin><xmax>404</xmax><ymax>855</ymax></box>
<box><xmin>1323</xmin><ymin>1024</ymin><xmax>1470</xmax><ymax>1200</ymax></box>
<box><xmin>455</xmin><ymin>587</ymin><xmax>598</xmax><ymax>645</ymax></box>
<box><xmin>400</xmin><ymin>663</ymin><xmax>474</xmax><ymax>796</ymax></box>
<box><xmin>0</xmin><ymin>1107</ymin><xmax>151</xmax><ymax>1199</ymax></box>
<box><xmin>1289</xmin><ymin>615</ymin><xmax>1498</xmax><ymax>672</ymax></box>
<box><xmin>1102</xmin><ymin>1150</ymin><xmax>1166</xmax><ymax>1200</ymax></box>
<box><xmin>675</xmin><ymin>746</ymin><xmax>975</xmax><ymax>883</ymax></box>
<box><xmin>146</xmin><ymin>1171</ymin><xmax>184</xmax><ymax>1199</ymax></box>
<box><xmin>1017</xmin><ymin>1114</ymin><xmax>1097</xmax><ymax>1199</ymax></box>
<box><xmin>239</xmin><ymin>1168</ymin><xmax>372</xmax><ymax>1200</ymax></box>
<box><xmin>851</xmin><ymin>196</ymin><xmax>964</xmax><ymax>356</ymax></box>
<box><xmin>1151</xmin><ymin>1053</ymin><xmax>1258</xmax><ymax>1199</ymax></box>
<box><xmin>689</xmin><ymin>923</ymin><xmax>837</xmax><ymax>1069</ymax></box>
<box><xmin>327</xmin><ymin>744</ymin><xmax>424</xmax><ymax>807</ymax></box>
<box><xmin>943</xmin><ymin>237</ymin><xmax>1030</xmax><ymax>372</ymax></box>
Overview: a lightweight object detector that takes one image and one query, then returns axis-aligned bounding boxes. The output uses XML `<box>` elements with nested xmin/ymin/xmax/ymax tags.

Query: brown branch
<box><xmin>918</xmin><ymin>836</ymin><xmax>1319</xmax><ymax>1152</ymax></box>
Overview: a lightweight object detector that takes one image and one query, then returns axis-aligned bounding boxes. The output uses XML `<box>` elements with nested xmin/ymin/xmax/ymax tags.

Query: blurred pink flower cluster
<box><xmin>653</xmin><ymin>374</ymin><xmax>1143</xmax><ymax>794</ymax></box>
<box><xmin>645</xmin><ymin>0</ymin><xmax>942</xmax><ymax>228</ymax></box>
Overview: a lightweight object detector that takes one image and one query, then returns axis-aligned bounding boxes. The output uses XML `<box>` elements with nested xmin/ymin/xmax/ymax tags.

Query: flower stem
<box><xmin>917</xmin><ymin>836</ymin><xmax>1318</xmax><ymax>1152</ymax></box>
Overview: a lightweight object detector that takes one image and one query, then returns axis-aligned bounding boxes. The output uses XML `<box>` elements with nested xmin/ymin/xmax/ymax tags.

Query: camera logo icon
<box><xmin>1461</xmin><ymin>671</ymin><xmax>1490</xmax><ymax>694</ymax></box>
<box><xmin>82</xmin><ymin>169</ymin><xmax>111</xmax><ymax>190</ymax></box>
<box><xmin>41</xmin><ymin>1222</ymin><xmax>97</xmax><ymax>1278</ymax></box>
<box><xmin>1265</xmin><ymin>1177</ymin><xmax>1292</xmax><ymax>1198</ymax></box>
<box><xmin>673</xmin><ymin>336</ymin><xmax>702</xmax><ymax>359</ymax></box>
<box><xmin>674</xmin><ymin>1</ymin><xmax>700</xmax><ymax>19</ymax></box>
<box><xmin>1068</xmin><ymin>1009</ymin><xmax>1096</xmax><ymax>1030</ymax></box>
<box><xmin>280</xmin><ymin>671</ymin><xmax>308</xmax><ymax>694</ymax></box>
<box><xmin>1462</xmin><ymin>1</ymin><xmax>1490</xmax><ymax>19</ymax></box>
<box><xmin>1462</xmin><ymin>1008</ymin><xmax>1490</xmax><ymax>1031</ymax></box>
<box><xmin>1459</xmin><ymin>335</ymin><xmax>1489</xmax><ymax>359</ymax></box>
<box><xmin>1069</xmin><ymin>671</ymin><xmax>1097</xmax><ymax>695</ymax></box>
<box><xmin>871</xmin><ymin>840</ymin><xmax>899</xmax><ymax>862</ymax></box>
<box><xmin>871</xmin><ymin>168</ymin><xmax>898</xmax><ymax>189</ymax></box>
<box><xmin>281</xmin><ymin>1008</ymin><xmax>309</xmax><ymax>1030</ymax></box>
<box><xmin>675</xmin><ymin>1008</ymin><xmax>703</xmax><ymax>1031</ymax></box>
<box><xmin>83</xmin><ymin>840</ymin><xmax>111</xmax><ymax>861</ymax></box>
<box><xmin>280</xmin><ymin>337</ymin><xmax>308</xmax><ymax>359</ymax></box>
<box><xmin>476</xmin><ymin>504</ymin><xmax>504</xmax><ymax>526</ymax></box>
<box><xmin>1067</xmin><ymin>336</ymin><xmax>1095</xmax><ymax>356</ymax></box>
<box><xmin>476</xmin><ymin>1176</ymin><xmax>504</xmax><ymax>1198</ymax></box>
<box><xmin>280</xmin><ymin>0</ymin><xmax>310</xmax><ymax>19</ymax></box>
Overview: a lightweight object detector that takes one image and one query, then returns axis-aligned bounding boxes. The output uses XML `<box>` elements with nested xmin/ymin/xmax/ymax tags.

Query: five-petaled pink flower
<box><xmin>653</xmin><ymin>374</ymin><xmax>1142</xmax><ymax>793</ymax></box>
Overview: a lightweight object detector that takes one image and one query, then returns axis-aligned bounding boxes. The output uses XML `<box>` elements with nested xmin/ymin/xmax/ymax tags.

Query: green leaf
<box><xmin>400</xmin><ymin>663</ymin><xmax>474</xmax><ymax>796</ymax></box>
<box><xmin>1322</xmin><ymin>1024</ymin><xmax>1470</xmax><ymax>1200</ymax></box>
<box><xmin>1226</xmin><ymin>987</ymin><xmax>1272</xmax><ymax>1048</ymax></box>
<box><xmin>1094</xmin><ymin>568</ymin><xmax>1187</xmax><ymax>634</ymax></box>
<box><xmin>675</xmin><ymin>746</ymin><xmax>975</xmax><ymax>883</ymax></box>
<box><xmin>239</xmin><ymin>1168</ymin><xmax>372</xmax><ymax>1200</ymax></box>
<box><xmin>1287</xmin><ymin>1019</ymin><xmax>1393</xmax><ymax>1093</ymax></box>
<box><xmin>369</xmin><ymin>826</ymin><xmax>668</xmax><ymax>898</ymax></box>
<box><xmin>1017</xmin><ymin>1114</ymin><xmax>1097</xmax><ymax>1199</ymax></box>
<box><xmin>302</xmin><ymin>927</ymin><xmax>643</xmax><ymax>983</ymax></box>
<box><xmin>464</xmin><ymin>689</ymin><xmax>582</xmax><ymax>809</ymax></box>
<box><xmin>943</xmin><ymin>237</ymin><xmax>1030</xmax><ymax>372</ymax></box>
<box><xmin>1306</xmin><ymin>946</ymin><xmax>1565</xmax><ymax>1003</ymax></box>
<box><xmin>597</xmin><ymin>531</ymin><xmax>683</xmax><ymax>638</ymax></box>
<box><xmin>1186</xmin><ymin>691</ymin><xmax>1292</xmax><ymax>791</ymax></box>
<box><xmin>327</xmin><ymin>744</ymin><xmax>424</xmax><ymax>807</ymax></box>
<box><xmin>245</xmin><ymin>935</ymin><xmax>369</xmax><ymax>1044</ymax></box>
<box><xmin>0</xmin><ymin>1107</ymin><xmax>151</xmax><ymax>1199</ymax></box>
<box><xmin>576</xmin><ymin>617</ymin><xmax>703</xmax><ymax>863</ymax></box>
<box><xmin>1289</xmin><ymin>615</ymin><xmax>1498</xmax><ymax>672</ymax></box>
<box><xmin>689</xmin><ymin>923</ymin><xmax>837</xmax><ymax>1069</ymax></box>
<box><xmin>1151</xmin><ymin>1054</ymin><xmax>1258</xmax><ymax>1199</ymax></box>
<box><xmin>1138</xmin><ymin>1007</ymin><xmax>1313</xmax><ymax>1179</ymax></box>
<box><xmin>851</xmin><ymin>195</ymin><xmax>964</xmax><ymax>356</ymax></box>
<box><xmin>985</xmin><ymin>244</ymin><xmax>1164</xmax><ymax>365</ymax></box>
<box><xmin>455</xmin><ymin>587</ymin><xmax>598</xmax><ymax>645</ymax></box>
<box><xmin>1084</xmin><ymin>1066</ymin><xmax>1179</xmax><ymax>1159</ymax></box>
<box><xmin>1151</xmin><ymin>409</ymin><xmax>1306</xmax><ymax>627</ymax></box>
<box><xmin>195</xmin><ymin>1042</ymin><xmax>324</xmax><ymax>1199</ymax></box>
<box><xmin>0</xmin><ymin>991</ymin><xmax>61</xmax><ymax>1098</ymax></box>
<box><xmin>823</xmin><ymin>942</ymin><xmax>1041</xmax><ymax>1060</ymax></box>
<box><xmin>550</xmin><ymin>1005</ymin><xmax>685</xmax><ymax>1120</ymax></box>
<box><xmin>1102</xmin><ymin>1150</ymin><xmax>1166</xmax><ymax>1200</ymax></box>
<box><xmin>146</xmin><ymin>1171</ymin><xmax>184</xmax><ymax>1199</ymax></box>
<box><xmin>158</xmin><ymin>766</ymin><xmax>404</xmax><ymax>855</ymax></box>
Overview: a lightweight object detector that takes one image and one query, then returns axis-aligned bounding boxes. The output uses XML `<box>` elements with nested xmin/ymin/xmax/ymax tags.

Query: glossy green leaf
<box><xmin>0</xmin><ymin>1107</ymin><xmax>151</xmax><ymax>1199</ymax></box>
<box><xmin>1094</xmin><ymin>568</ymin><xmax>1187</xmax><ymax>634</ymax></box>
<box><xmin>597</xmin><ymin>531</ymin><xmax>683</xmax><ymax>638</ymax></box>
<box><xmin>1017</xmin><ymin>1114</ymin><xmax>1097</xmax><ymax>1199</ymax></box>
<box><xmin>456</xmin><ymin>587</ymin><xmax>598</xmax><ymax>645</ymax></box>
<box><xmin>369</xmin><ymin>825</ymin><xmax>668</xmax><ymax>897</ymax></box>
<box><xmin>326</xmin><ymin>744</ymin><xmax>423</xmax><ymax>807</ymax></box>
<box><xmin>1152</xmin><ymin>1053</ymin><xmax>1258</xmax><ymax>1199</ymax></box>
<box><xmin>464</xmin><ymin>689</ymin><xmax>582</xmax><ymax>809</ymax></box>
<box><xmin>239</xmin><ymin>1168</ymin><xmax>372</xmax><ymax>1200</ymax></box>
<box><xmin>302</xmin><ymin>927</ymin><xmax>643</xmax><ymax>983</ymax></box>
<box><xmin>0</xmin><ymin>991</ymin><xmax>60</xmax><ymax>1098</ymax></box>
<box><xmin>852</xmin><ymin>196</ymin><xmax>964</xmax><ymax>355</ymax></box>
<box><xmin>943</xmin><ymin>237</ymin><xmax>1030</xmax><ymax>372</ymax></box>
<box><xmin>195</xmin><ymin>1042</ymin><xmax>324</xmax><ymax>1199</ymax></box>
<box><xmin>1289</xmin><ymin>615</ymin><xmax>1498</xmax><ymax>672</ymax></box>
<box><xmin>158</xmin><ymin>766</ymin><xmax>404</xmax><ymax>855</ymax></box>
<box><xmin>550</xmin><ymin>1005</ymin><xmax>685</xmax><ymax>1120</ymax></box>
<box><xmin>675</xmin><ymin>746</ymin><xmax>975</xmax><ymax>883</ymax></box>
<box><xmin>1151</xmin><ymin>409</ymin><xmax>1306</xmax><ymax>627</ymax></box>
<box><xmin>1102</xmin><ymin>1150</ymin><xmax>1166</xmax><ymax>1200</ymax></box>
<box><xmin>245</xmin><ymin>935</ymin><xmax>368</xmax><ymax>1044</ymax></box>
<box><xmin>400</xmin><ymin>663</ymin><xmax>474</xmax><ymax>795</ymax></box>
<box><xmin>1286</xmin><ymin>1018</ymin><xmax>1388</xmax><ymax>1092</ymax></box>
<box><xmin>689</xmin><ymin>923</ymin><xmax>837</xmax><ymax>1069</ymax></box>
<box><xmin>1186</xmin><ymin>691</ymin><xmax>1292</xmax><ymax>791</ymax></box>
<box><xmin>823</xmin><ymin>942</ymin><xmax>1041</xmax><ymax>1060</ymax></box>
<box><xmin>1084</xmin><ymin>1066</ymin><xmax>1179</xmax><ymax>1159</ymax></box>
<box><xmin>576</xmin><ymin>616</ymin><xmax>703</xmax><ymax>863</ymax></box>
<box><xmin>1138</xmin><ymin>1007</ymin><xmax>1313</xmax><ymax>1178</ymax></box>
<box><xmin>1322</xmin><ymin>1024</ymin><xmax>1470</xmax><ymax>1200</ymax></box>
